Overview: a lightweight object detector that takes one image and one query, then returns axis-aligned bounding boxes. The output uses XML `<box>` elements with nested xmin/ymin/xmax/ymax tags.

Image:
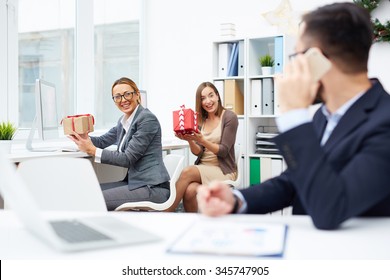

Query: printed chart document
<box><xmin>167</xmin><ymin>219</ymin><xmax>288</xmax><ymax>257</ymax></box>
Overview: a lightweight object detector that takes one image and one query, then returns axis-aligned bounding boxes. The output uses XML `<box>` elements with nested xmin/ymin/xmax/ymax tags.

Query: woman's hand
<box><xmin>174</xmin><ymin>132</ymin><xmax>186</xmax><ymax>141</ymax></box>
<box><xmin>67</xmin><ymin>132</ymin><xmax>96</xmax><ymax>156</ymax></box>
<box><xmin>175</xmin><ymin>132</ymin><xmax>204</xmax><ymax>144</ymax></box>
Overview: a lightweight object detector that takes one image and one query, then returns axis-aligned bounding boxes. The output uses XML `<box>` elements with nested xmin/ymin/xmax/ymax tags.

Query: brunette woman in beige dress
<box><xmin>167</xmin><ymin>82</ymin><xmax>238</xmax><ymax>212</ymax></box>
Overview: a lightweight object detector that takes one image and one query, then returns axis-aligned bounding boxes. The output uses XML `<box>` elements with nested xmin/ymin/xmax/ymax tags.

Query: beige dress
<box><xmin>195</xmin><ymin>113</ymin><xmax>237</xmax><ymax>184</ymax></box>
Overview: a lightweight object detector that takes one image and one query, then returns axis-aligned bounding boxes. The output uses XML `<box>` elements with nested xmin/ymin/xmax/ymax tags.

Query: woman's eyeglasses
<box><xmin>112</xmin><ymin>91</ymin><xmax>135</xmax><ymax>103</ymax></box>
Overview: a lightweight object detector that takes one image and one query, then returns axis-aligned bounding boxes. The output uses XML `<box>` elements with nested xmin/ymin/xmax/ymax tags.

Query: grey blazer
<box><xmin>90</xmin><ymin>105</ymin><xmax>170</xmax><ymax>190</ymax></box>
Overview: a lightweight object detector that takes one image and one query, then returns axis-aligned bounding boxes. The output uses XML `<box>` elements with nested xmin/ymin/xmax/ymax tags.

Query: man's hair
<box><xmin>302</xmin><ymin>2</ymin><xmax>373</xmax><ymax>73</ymax></box>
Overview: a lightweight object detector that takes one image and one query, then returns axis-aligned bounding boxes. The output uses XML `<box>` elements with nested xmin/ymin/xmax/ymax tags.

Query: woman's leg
<box><xmin>166</xmin><ymin>166</ymin><xmax>201</xmax><ymax>212</ymax></box>
<box><xmin>102</xmin><ymin>183</ymin><xmax>169</xmax><ymax>211</ymax></box>
<box><xmin>183</xmin><ymin>182</ymin><xmax>201</xmax><ymax>212</ymax></box>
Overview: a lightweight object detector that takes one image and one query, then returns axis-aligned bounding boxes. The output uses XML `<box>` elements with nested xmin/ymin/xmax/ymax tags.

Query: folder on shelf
<box><xmin>274</xmin><ymin>36</ymin><xmax>284</xmax><ymax>74</ymax></box>
<box><xmin>235</xmin><ymin>118</ymin><xmax>245</xmax><ymax>150</ymax></box>
<box><xmin>250</xmin><ymin>156</ymin><xmax>281</xmax><ymax>186</ymax></box>
<box><xmin>214</xmin><ymin>80</ymin><xmax>224</xmax><ymax>102</ymax></box>
<box><xmin>262</xmin><ymin>78</ymin><xmax>274</xmax><ymax>115</ymax></box>
<box><xmin>238</xmin><ymin>40</ymin><xmax>245</xmax><ymax>76</ymax></box>
<box><xmin>224</xmin><ymin>79</ymin><xmax>244</xmax><ymax>115</ymax></box>
<box><xmin>274</xmin><ymin>82</ymin><xmax>280</xmax><ymax>115</ymax></box>
<box><xmin>250</xmin><ymin>79</ymin><xmax>262</xmax><ymax>115</ymax></box>
<box><xmin>249</xmin><ymin>157</ymin><xmax>260</xmax><ymax>185</ymax></box>
<box><xmin>260</xmin><ymin>157</ymin><xmax>272</xmax><ymax>182</ymax></box>
<box><xmin>227</xmin><ymin>42</ymin><xmax>239</xmax><ymax>76</ymax></box>
<box><xmin>271</xmin><ymin>158</ymin><xmax>283</xmax><ymax>177</ymax></box>
<box><xmin>218</xmin><ymin>43</ymin><xmax>233</xmax><ymax>77</ymax></box>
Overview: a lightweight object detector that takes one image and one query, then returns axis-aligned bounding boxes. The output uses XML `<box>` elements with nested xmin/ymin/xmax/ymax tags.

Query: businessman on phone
<box><xmin>197</xmin><ymin>2</ymin><xmax>390</xmax><ymax>230</ymax></box>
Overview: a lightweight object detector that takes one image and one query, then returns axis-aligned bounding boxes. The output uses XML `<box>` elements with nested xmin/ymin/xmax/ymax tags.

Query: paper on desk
<box><xmin>167</xmin><ymin>219</ymin><xmax>288</xmax><ymax>257</ymax></box>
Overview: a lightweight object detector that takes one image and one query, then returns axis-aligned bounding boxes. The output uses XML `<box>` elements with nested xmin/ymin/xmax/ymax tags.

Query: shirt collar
<box><xmin>121</xmin><ymin>104</ymin><xmax>140</xmax><ymax>132</ymax></box>
<box><xmin>321</xmin><ymin>91</ymin><xmax>365</xmax><ymax>121</ymax></box>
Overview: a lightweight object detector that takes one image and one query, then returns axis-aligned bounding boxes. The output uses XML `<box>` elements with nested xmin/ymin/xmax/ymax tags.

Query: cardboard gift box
<box><xmin>173</xmin><ymin>105</ymin><xmax>199</xmax><ymax>135</ymax></box>
<box><xmin>62</xmin><ymin>114</ymin><xmax>95</xmax><ymax>135</ymax></box>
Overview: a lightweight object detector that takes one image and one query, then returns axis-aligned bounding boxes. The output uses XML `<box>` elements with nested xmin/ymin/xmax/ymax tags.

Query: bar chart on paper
<box><xmin>167</xmin><ymin>218</ymin><xmax>288</xmax><ymax>257</ymax></box>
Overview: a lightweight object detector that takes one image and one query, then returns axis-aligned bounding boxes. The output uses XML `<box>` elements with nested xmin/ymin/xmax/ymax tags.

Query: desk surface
<box><xmin>1</xmin><ymin>211</ymin><xmax>389</xmax><ymax>260</ymax></box>
<box><xmin>8</xmin><ymin>140</ymin><xmax>188</xmax><ymax>163</ymax></box>
<box><xmin>8</xmin><ymin>140</ymin><xmax>87</xmax><ymax>162</ymax></box>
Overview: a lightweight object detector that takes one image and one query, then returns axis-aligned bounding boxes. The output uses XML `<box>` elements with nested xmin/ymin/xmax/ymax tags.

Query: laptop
<box><xmin>0</xmin><ymin>150</ymin><xmax>161</xmax><ymax>252</ymax></box>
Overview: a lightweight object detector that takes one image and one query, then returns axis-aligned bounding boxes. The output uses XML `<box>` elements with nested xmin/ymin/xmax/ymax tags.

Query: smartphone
<box><xmin>304</xmin><ymin>48</ymin><xmax>332</xmax><ymax>83</ymax></box>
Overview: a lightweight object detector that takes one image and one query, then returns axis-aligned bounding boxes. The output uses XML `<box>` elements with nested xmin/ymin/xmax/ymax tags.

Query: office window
<box><xmin>94</xmin><ymin>0</ymin><xmax>141</xmax><ymax>128</ymax></box>
<box><xmin>94</xmin><ymin>22</ymin><xmax>140</xmax><ymax>128</ymax></box>
<box><xmin>17</xmin><ymin>0</ymin><xmax>141</xmax><ymax>131</ymax></box>
<box><xmin>18</xmin><ymin>0</ymin><xmax>75</xmax><ymax>129</ymax></box>
<box><xmin>19</xmin><ymin>30</ymin><xmax>75</xmax><ymax>127</ymax></box>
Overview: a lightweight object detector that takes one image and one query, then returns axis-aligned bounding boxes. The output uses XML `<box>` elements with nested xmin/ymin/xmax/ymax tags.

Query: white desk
<box><xmin>1</xmin><ymin>140</ymin><xmax>189</xmax><ymax>208</ymax></box>
<box><xmin>7</xmin><ymin>140</ymin><xmax>188</xmax><ymax>163</ymax></box>
<box><xmin>6</xmin><ymin>140</ymin><xmax>188</xmax><ymax>183</ymax></box>
<box><xmin>8</xmin><ymin>150</ymin><xmax>88</xmax><ymax>163</ymax></box>
<box><xmin>1</xmin><ymin>211</ymin><xmax>389</xmax><ymax>260</ymax></box>
<box><xmin>7</xmin><ymin>140</ymin><xmax>88</xmax><ymax>163</ymax></box>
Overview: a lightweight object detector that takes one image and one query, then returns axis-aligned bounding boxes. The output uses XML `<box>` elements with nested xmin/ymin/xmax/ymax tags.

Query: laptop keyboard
<box><xmin>50</xmin><ymin>220</ymin><xmax>112</xmax><ymax>243</ymax></box>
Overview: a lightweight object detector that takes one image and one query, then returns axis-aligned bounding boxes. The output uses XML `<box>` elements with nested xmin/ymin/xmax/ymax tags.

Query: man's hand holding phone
<box><xmin>274</xmin><ymin>48</ymin><xmax>331</xmax><ymax>113</ymax></box>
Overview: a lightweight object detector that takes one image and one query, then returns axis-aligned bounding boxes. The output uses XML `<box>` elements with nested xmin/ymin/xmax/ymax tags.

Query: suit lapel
<box><xmin>323</xmin><ymin>81</ymin><xmax>381</xmax><ymax>152</ymax></box>
<box><xmin>121</xmin><ymin>105</ymin><xmax>144</xmax><ymax>151</ymax></box>
<box><xmin>323</xmin><ymin>106</ymin><xmax>367</xmax><ymax>152</ymax></box>
<box><xmin>312</xmin><ymin>107</ymin><xmax>327</xmax><ymax>139</ymax></box>
<box><xmin>117</xmin><ymin>127</ymin><xmax>126</xmax><ymax>151</ymax></box>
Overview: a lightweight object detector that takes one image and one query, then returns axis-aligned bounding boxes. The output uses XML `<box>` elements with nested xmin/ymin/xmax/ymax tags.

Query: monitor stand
<box><xmin>26</xmin><ymin>117</ymin><xmax>57</xmax><ymax>152</ymax></box>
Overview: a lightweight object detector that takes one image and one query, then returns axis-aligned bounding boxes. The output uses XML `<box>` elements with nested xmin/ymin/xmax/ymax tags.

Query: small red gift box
<box><xmin>173</xmin><ymin>105</ymin><xmax>199</xmax><ymax>135</ymax></box>
<box><xmin>61</xmin><ymin>114</ymin><xmax>95</xmax><ymax>135</ymax></box>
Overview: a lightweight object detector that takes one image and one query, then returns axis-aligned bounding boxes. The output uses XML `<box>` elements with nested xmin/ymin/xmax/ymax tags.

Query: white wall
<box><xmin>143</xmin><ymin>0</ymin><xmax>390</xmax><ymax>138</ymax></box>
<box><xmin>18</xmin><ymin>0</ymin><xmax>140</xmax><ymax>32</ymax></box>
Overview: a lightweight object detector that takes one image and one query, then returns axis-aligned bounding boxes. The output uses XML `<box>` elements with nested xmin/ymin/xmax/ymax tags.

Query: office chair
<box><xmin>17</xmin><ymin>157</ymin><xmax>107</xmax><ymax>211</ymax></box>
<box><xmin>114</xmin><ymin>154</ymin><xmax>185</xmax><ymax>211</ymax></box>
<box><xmin>222</xmin><ymin>144</ymin><xmax>242</xmax><ymax>189</ymax></box>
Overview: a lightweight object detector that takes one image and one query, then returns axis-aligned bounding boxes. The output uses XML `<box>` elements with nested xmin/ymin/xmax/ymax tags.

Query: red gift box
<box><xmin>173</xmin><ymin>105</ymin><xmax>199</xmax><ymax>135</ymax></box>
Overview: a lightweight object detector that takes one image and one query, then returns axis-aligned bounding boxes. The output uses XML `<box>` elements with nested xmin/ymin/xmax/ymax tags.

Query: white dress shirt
<box><xmin>94</xmin><ymin>105</ymin><xmax>139</xmax><ymax>163</ymax></box>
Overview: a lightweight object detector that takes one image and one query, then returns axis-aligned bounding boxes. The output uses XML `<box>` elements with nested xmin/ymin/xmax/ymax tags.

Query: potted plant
<box><xmin>259</xmin><ymin>54</ymin><xmax>275</xmax><ymax>75</ymax></box>
<box><xmin>0</xmin><ymin>121</ymin><xmax>17</xmax><ymax>153</ymax></box>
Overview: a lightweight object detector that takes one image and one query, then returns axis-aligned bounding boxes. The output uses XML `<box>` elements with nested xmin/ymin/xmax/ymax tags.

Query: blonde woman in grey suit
<box><xmin>69</xmin><ymin>77</ymin><xmax>170</xmax><ymax>210</ymax></box>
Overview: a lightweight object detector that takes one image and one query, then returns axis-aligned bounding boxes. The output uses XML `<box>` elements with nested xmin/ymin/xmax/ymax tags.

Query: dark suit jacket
<box><xmin>90</xmin><ymin>105</ymin><xmax>170</xmax><ymax>190</ymax></box>
<box><xmin>241</xmin><ymin>80</ymin><xmax>390</xmax><ymax>229</ymax></box>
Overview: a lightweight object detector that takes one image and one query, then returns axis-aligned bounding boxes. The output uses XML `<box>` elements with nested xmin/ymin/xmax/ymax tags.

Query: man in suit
<box><xmin>70</xmin><ymin>77</ymin><xmax>170</xmax><ymax>211</ymax></box>
<box><xmin>197</xmin><ymin>2</ymin><xmax>390</xmax><ymax>229</ymax></box>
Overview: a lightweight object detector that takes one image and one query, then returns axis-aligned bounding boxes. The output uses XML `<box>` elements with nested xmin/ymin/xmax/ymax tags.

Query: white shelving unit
<box><xmin>212</xmin><ymin>34</ymin><xmax>295</xmax><ymax>188</ymax></box>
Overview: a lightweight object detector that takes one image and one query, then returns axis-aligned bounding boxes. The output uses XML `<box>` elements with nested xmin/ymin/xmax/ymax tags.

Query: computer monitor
<box><xmin>26</xmin><ymin>79</ymin><xmax>60</xmax><ymax>151</ymax></box>
<box><xmin>139</xmin><ymin>90</ymin><xmax>147</xmax><ymax>108</ymax></box>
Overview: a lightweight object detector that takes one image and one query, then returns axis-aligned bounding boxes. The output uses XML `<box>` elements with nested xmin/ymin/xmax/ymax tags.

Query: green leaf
<box><xmin>259</xmin><ymin>54</ymin><xmax>275</xmax><ymax>67</ymax></box>
<box><xmin>0</xmin><ymin>121</ymin><xmax>17</xmax><ymax>140</ymax></box>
